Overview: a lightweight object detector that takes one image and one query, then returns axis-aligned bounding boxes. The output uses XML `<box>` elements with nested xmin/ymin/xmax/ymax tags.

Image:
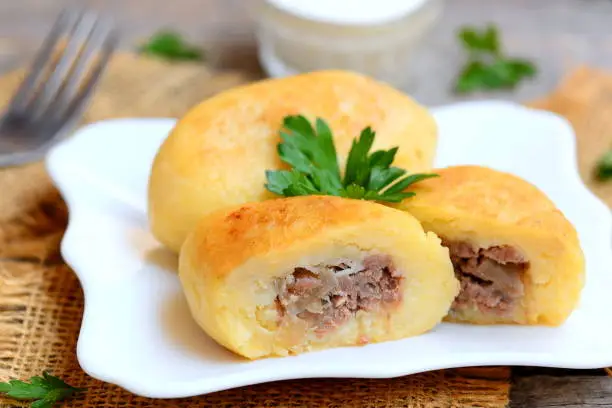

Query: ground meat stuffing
<box><xmin>442</xmin><ymin>239</ymin><xmax>529</xmax><ymax>316</ymax></box>
<box><xmin>274</xmin><ymin>255</ymin><xmax>403</xmax><ymax>334</ymax></box>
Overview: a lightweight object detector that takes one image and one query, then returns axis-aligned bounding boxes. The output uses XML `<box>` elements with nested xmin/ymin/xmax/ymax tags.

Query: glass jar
<box><xmin>255</xmin><ymin>0</ymin><xmax>444</xmax><ymax>90</ymax></box>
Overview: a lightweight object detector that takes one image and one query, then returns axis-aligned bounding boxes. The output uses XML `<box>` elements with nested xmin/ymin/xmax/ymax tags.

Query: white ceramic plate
<box><xmin>45</xmin><ymin>101</ymin><xmax>612</xmax><ymax>399</ymax></box>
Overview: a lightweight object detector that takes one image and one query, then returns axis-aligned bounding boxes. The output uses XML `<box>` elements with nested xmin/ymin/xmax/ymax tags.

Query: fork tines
<box><xmin>6</xmin><ymin>7</ymin><xmax>117</xmax><ymax>125</ymax></box>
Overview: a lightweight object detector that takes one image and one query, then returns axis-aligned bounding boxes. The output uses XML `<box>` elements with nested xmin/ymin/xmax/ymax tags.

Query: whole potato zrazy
<box><xmin>147</xmin><ymin>70</ymin><xmax>439</xmax><ymax>253</ymax></box>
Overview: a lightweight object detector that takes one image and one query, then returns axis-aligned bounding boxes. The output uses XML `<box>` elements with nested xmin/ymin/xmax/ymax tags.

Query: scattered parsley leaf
<box><xmin>506</xmin><ymin>59</ymin><xmax>537</xmax><ymax>77</ymax></box>
<box><xmin>0</xmin><ymin>371</ymin><xmax>85</xmax><ymax>407</ymax></box>
<box><xmin>459</xmin><ymin>25</ymin><xmax>500</xmax><ymax>56</ymax></box>
<box><xmin>455</xmin><ymin>24</ymin><xmax>536</xmax><ymax>94</ymax></box>
<box><xmin>264</xmin><ymin>115</ymin><xmax>438</xmax><ymax>203</ymax></box>
<box><xmin>138</xmin><ymin>30</ymin><xmax>205</xmax><ymax>62</ymax></box>
<box><xmin>595</xmin><ymin>149</ymin><xmax>612</xmax><ymax>181</ymax></box>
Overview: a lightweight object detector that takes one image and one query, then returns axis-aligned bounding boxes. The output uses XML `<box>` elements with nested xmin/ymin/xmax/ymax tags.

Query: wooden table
<box><xmin>0</xmin><ymin>0</ymin><xmax>611</xmax><ymax>406</ymax></box>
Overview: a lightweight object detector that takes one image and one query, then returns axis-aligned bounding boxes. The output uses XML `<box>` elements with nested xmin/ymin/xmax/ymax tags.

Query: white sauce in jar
<box><xmin>266</xmin><ymin>0</ymin><xmax>429</xmax><ymax>25</ymax></box>
<box><xmin>255</xmin><ymin>0</ymin><xmax>444</xmax><ymax>89</ymax></box>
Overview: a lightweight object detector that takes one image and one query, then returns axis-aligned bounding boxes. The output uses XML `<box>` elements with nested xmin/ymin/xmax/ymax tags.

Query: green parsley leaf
<box><xmin>4</xmin><ymin>380</ymin><xmax>48</xmax><ymax>399</ymax></box>
<box><xmin>31</xmin><ymin>400</ymin><xmax>53</xmax><ymax>408</ymax></box>
<box><xmin>0</xmin><ymin>371</ymin><xmax>85</xmax><ymax>407</ymax></box>
<box><xmin>341</xmin><ymin>183</ymin><xmax>368</xmax><ymax>200</ymax></box>
<box><xmin>595</xmin><ymin>149</ymin><xmax>612</xmax><ymax>181</ymax></box>
<box><xmin>367</xmin><ymin>166</ymin><xmax>405</xmax><ymax>192</ymax></box>
<box><xmin>455</xmin><ymin>61</ymin><xmax>489</xmax><ymax>93</ymax></box>
<box><xmin>265</xmin><ymin>170</ymin><xmax>295</xmax><ymax>195</ymax></box>
<box><xmin>138</xmin><ymin>30</ymin><xmax>205</xmax><ymax>62</ymax></box>
<box><xmin>384</xmin><ymin>173</ymin><xmax>439</xmax><ymax>196</ymax></box>
<box><xmin>459</xmin><ymin>24</ymin><xmax>500</xmax><ymax>55</ymax></box>
<box><xmin>265</xmin><ymin>115</ymin><xmax>437</xmax><ymax>203</ymax></box>
<box><xmin>506</xmin><ymin>59</ymin><xmax>537</xmax><ymax>77</ymax></box>
<box><xmin>344</xmin><ymin>127</ymin><xmax>376</xmax><ymax>188</ymax></box>
<box><xmin>455</xmin><ymin>24</ymin><xmax>537</xmax><ymax>94</ymax></box>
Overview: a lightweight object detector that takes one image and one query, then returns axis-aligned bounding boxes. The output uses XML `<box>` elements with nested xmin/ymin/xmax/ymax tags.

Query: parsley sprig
<box><xmin>455</xmin><ymin>24</ymin><xmax>537</xmax><ymax>94</ymax></box>
<box><xmin>0</xmin><ymin>371</ymin><xmax>85</xmax><ymax>407</ymax></box>
<box><xmin>138</xmin><ymin>30</ymin><xmax>205</xmax><ymax>62</ymax></box>
<box><xmin>595</xmin><ymin>149</ymin><xmax>612</xmax><ymax>181</ymax></box>
<box><xmin>265</xmin><ymin>115</ymin><xmax>438</xmax><ymax>203</ymax></box>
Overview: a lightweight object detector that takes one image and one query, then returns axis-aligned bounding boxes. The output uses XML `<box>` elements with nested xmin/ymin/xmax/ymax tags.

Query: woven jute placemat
<box><xmin>9</xmin><ymin>49</ymin><xmax>605</xmax><ymax>407</ymax></box>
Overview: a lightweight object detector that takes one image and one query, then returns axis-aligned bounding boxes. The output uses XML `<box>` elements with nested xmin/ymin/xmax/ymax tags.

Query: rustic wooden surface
<box><xmin>512</xmin><ymin>375</ymin><xmax>612</xmax><ymax>408</ymax></box>
<box><xmin>0</xmin><ymin>0</ymin><xmax>611</xmax><ymax>407</ymax></box>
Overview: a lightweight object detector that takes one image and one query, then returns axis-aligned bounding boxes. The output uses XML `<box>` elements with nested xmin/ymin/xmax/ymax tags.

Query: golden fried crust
<box><xmin>184</xmin><ymin>195</ymin><xmax>413</xmax><ymax>278</ymax></box>
<box><xmin>396</xmin><ymin>165</ymin><xmax>585</xmax><ymax>326</ymax></box>
<box><xmin>148</xmin><ymin>70</ymin><xmax>438</xmax><ymax>252</ymax></box>
<box><xmin>398</xmin><ymin>165</ymin><xmax>575</xmax><ymax>238</ymax></box>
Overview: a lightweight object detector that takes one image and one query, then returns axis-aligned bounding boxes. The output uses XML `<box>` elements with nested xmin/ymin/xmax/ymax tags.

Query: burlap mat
<box><xmin>9</xmin><ymin>49</ymin><xmax>605</xmax><ymax>407</ymax></box>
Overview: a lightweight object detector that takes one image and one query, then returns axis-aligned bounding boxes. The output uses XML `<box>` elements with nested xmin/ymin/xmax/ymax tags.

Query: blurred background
<box><xmin>1</xmin><ymin>2</ymin><xmax>611</xmax><ymax>408</ymax></box>
<box><xmin>1</xmin><ymin>0</ymin><xmax>611</xmax><ymax>106</ymax></box>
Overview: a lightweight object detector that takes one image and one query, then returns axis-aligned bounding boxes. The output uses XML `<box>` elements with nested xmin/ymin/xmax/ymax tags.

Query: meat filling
<box><xmin>442</xmin><ymin>239</ymin><xmax>529</xmax><ymax>316</ymax></box>
<box><xmin>274</xmin><ymin>255</ymin><xmax>403</xmax><ymax>334</ymax></box>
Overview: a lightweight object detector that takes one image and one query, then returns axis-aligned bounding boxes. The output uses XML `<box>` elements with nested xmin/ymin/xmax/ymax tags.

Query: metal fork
<box><xmin>0</xmin><ymin>8</ymin><xmax>117</xmax><ymax>167</ymax></box>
